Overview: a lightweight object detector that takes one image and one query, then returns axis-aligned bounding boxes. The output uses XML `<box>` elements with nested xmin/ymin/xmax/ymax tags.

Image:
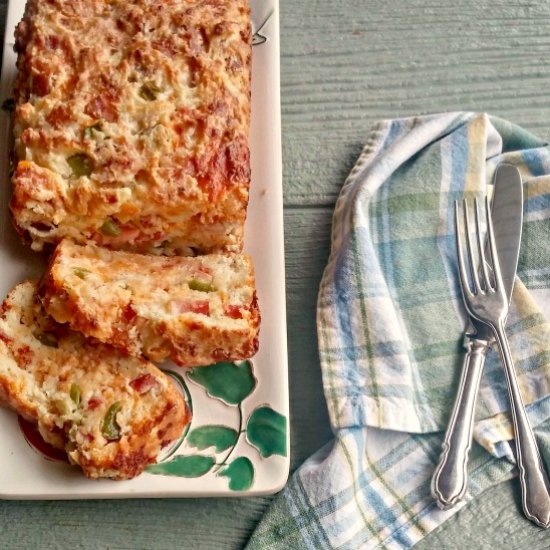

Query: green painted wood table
<box><xmin>1</xmin><ymin>0</ymin><xmax>550</xmax><ymax>548</ymax></box>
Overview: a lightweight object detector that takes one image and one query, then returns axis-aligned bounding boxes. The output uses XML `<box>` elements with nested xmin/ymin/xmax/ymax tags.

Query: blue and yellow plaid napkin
<box><xmin>248</xmin><ymin>113</ymin><xmax>550</xmax><ymax>549</ymax></box>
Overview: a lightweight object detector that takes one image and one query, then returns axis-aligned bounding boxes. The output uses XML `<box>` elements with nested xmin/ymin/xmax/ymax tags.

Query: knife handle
<box><xmin>431</xmin><ymin>338</ymin><xmax>488</xmax><ymax>510</ymax></box>
<box><xmin>494</xmin><ymin>321</ymin><xmax>550</xmax><ymax>529</ymax></box>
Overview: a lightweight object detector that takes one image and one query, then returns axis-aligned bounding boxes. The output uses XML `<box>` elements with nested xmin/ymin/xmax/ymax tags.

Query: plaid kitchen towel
<box><xmin>247</xmin><ymin>113</ymin><xmax>550</xmax><ymax>549</ymax></box>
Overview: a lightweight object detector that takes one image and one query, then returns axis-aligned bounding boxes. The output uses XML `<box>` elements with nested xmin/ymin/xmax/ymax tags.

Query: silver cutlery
<box><xmin>431</xmin><ymin>165</ymin><xmax>523</xmax><ymax>510</ymax></box>
<box><xmin>452</xmin><ymin>196</ymin><xmax>550</xmax><ymax>529</ymax></box>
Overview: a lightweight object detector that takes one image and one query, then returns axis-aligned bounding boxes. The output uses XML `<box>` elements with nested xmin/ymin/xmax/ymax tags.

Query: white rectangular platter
<box><xmin>0</xmin><ymin>0</ymin><xmax>289</xmax><ymax>499</ymax></box>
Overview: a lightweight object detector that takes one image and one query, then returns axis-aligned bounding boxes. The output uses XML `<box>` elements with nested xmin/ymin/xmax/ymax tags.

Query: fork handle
<box><xmin>494</xmin><ymin>321</ymin><xmax>550</xmax><ymax>529</ymax></box>
<box><xmin>431</xmin><ymin>338</ymin><xmax>488</xmax><ymax>509</ymax></box>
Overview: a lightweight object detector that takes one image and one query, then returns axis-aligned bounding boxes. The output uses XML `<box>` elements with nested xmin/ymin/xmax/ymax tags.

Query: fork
<box><xmin>455</xmin><ymin>197</ymin><xmax>550</xmax><ymax>529</ymax></box>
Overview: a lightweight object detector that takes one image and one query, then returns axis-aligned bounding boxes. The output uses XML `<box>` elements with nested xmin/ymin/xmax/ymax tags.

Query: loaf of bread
<box><xmin>11</xmin><ymin>0</ymin><xmax>251</xmax><ymax>255</ymax></box>
<box><xmin>0</xmin><ymin>281</ymin><xmax>190</xmax><ymax>479</ymax></box>
<box><xmin>40</xmin><ymin>239</ymin><xmax>260</xmax><ymax>367</ymax></box>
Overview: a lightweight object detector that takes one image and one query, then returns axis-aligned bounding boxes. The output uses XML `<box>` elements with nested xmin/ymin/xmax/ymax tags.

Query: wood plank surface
<box><xmin>281</xmin><ymin>0</ymin><xmax>550</xmax><ymax>206</ymax></box>
<box><xmin>1</xmin><ymin>0</ymin><xmax>550</xmax><ymax>548</ymax></box>
<box><xmin>416</xmin><ymin>477</ymin><xmax>550</xmax><ymax>549</ymax></box>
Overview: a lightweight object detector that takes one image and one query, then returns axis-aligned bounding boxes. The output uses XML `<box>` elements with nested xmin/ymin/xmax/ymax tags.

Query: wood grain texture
<box><xmin>0</xmin><ymin>497</ymin><xmax>269</xmax><ymax>550</ymax></box>
<box><xmin>0</xmin><ymin>0</ymin><xmax>549</xmax><ymax>548</ymax></box>
<box><xmin>284</xmin><ymin>208</ymin><xmax>334</xmax><ymax>467</ymax></box>
<box><xmin>281</xmin><ymin>0</ymin><xmax>550</xmax><ymax>206</ymax></box>
<box><xmin>416</xmin><ymin>477</ymin><xmax>550</xmax><ymax>549</ymax></box>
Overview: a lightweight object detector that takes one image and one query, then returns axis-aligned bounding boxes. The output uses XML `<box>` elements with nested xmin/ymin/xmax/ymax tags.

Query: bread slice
<box><xmin>11</xmin><ymin>0</ymin><xmax>251</xmax><ymax>255</ymax></box>
<box><xmin>0</xmin><ymin>281</ymin><xmax>190</xmax><ymax>480</ymax></box>
<box><xmin>40</xmin><ymin>239</ymin><xmax>260</xmax><ymax>367</ymax></box>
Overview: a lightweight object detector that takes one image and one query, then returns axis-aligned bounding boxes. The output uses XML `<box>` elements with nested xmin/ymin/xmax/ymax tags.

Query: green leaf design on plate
<box><xmin>247</xmin><ymin>406</ymin><xmax>287</xmax><ymax>458</ymax></box>
<box><xmin>147</xmin><ymin>455</ymin><xmax>215</xmax><ymax>477</ymax></box>
<box><xmin>188</xmin><ymin>361</ymin><xmax>256</xmax><ymax>405</ymax></box>
<box><xmin>219</xmin><ymin>457</ymin><xmax>254</xmax><ymax>491</ymax></box>
<box><xmin>187</xmin><ymin>425</ymin><xmax>238</xmax><ymax>452</ymax></box>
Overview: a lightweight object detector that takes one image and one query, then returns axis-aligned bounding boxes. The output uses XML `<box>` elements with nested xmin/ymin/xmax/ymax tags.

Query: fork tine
<box><xmin>463</xmin><ymin>199</ymin><xmax>480</xmax><ymax>295</ymax></box>
<box><xmin>474</xmin><ymin>197</ymin><xmax>491</xmax><ymax>292</ymax></box>
<box><xmin>454</xmin><ymin>201</ymin><xmax>473</xmax><ymax>299</ymax></box>
<box><xmin>485</xmin><ymin>196</ymin><xmax>503</xmax><ymax>293</ymax></box>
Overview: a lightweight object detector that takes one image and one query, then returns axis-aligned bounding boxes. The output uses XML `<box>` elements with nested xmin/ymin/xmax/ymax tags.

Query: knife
<box><xmin>431</xmin><ymin>164</ymin><xmax>523</xmax><ymax>510</ymax></box>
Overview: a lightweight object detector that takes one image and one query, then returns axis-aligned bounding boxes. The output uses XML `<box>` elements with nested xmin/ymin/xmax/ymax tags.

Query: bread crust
<box><xmin>11</xmin><ymin>0</ymin><xmax>251</xmax><ymax>255</ymax></box>
<box><xmin>40</xmin><ymin>239</ymin><xmax>260</xmax><ymax>367</ymax></box>
<box><xmin>0</xmin><ymin>281</ymin><xmax>190</xmax><ymax>479</ymax></box>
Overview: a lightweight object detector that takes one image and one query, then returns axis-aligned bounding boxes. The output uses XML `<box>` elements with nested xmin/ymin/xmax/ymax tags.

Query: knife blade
<box><xmin>470</xmin><ymin>163</ymin><xmax>523</xmax><ymax>341</ymax></box>
<box><xmin>431</xmin><ymin>164</ymin><xmax>523</xmax><ymax>510</ymax></box>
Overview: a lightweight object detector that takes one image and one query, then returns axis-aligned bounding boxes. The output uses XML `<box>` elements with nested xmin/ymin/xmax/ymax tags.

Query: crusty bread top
<box><xmin>11</xmin><ymin>0</ymin><xmax>251</xmax><ymax>254</ymax></box>
<box><xmin>0</xmin><ymin>281</ymin><xmax>190</xmax><ymax>479</ymax></box>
